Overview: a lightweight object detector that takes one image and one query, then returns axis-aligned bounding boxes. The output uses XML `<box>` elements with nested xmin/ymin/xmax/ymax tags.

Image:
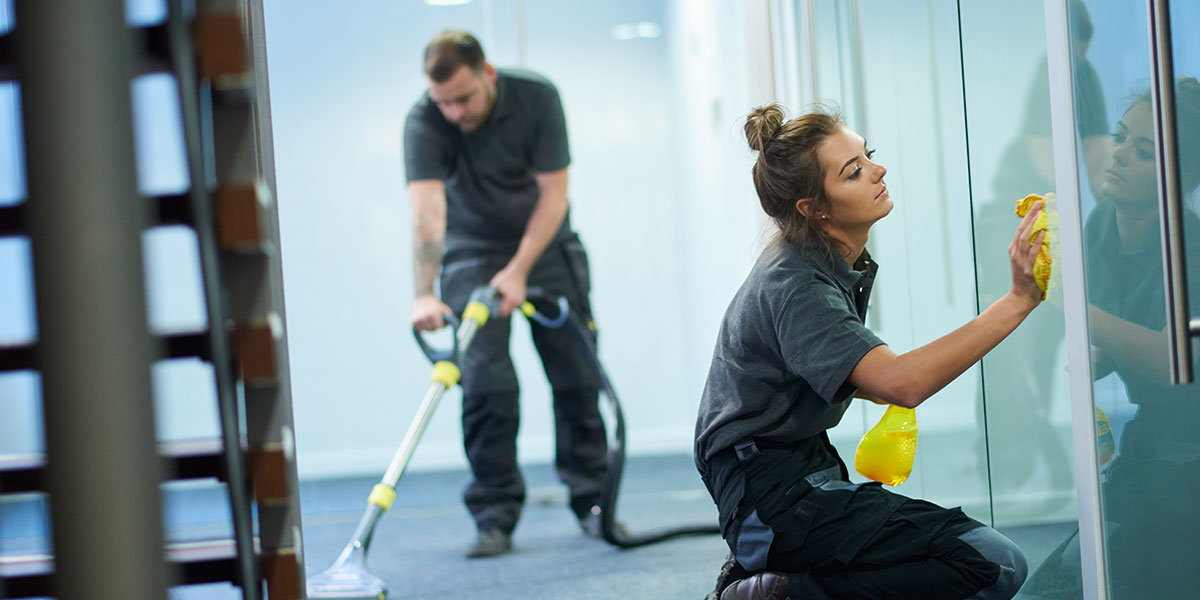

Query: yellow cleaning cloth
<box><xmin>1015</xmin><ymin>193</ymin><xmax>1058</xmax><ymax>300</ymax></box>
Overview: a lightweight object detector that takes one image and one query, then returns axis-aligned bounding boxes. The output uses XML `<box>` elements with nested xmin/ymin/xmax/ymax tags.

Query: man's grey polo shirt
<box><xmin>403</xmin><ymin>68</ymin><xmax>573</xmax><ymax>251</ymax></box>
<box><xmin>695</xmin><ymin>238</ymin><xmax>884</xmax><ymax>466</ymax></box>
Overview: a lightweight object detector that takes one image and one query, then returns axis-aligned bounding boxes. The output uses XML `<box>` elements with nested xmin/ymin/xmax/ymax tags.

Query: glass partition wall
<box><xmin>782</xmin><ymin>0</ymin><xmax>995</xmax><ymax>519</ymax></box>
<box><xmin>793</xmin><ymin>1</ymin><xmax>1200</xmax><ymax>597</ymax></box>
<box><xmin>781</xmin><ymin>0</ymin><xmax>1083</xmax><ymax>591</ymax></box>
<box><xmin>1045</xmin><ymin>0</ymin><xmax>1200</xmax><ymax>598</ymax></box>
<box><xmin>958</xmin><ymin>0</ymin><xmax>1079</xmax><ymax>529</ymax></box>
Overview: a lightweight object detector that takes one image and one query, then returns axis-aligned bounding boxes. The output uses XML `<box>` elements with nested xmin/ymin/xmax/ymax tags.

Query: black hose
<box><xmin>552</xmin><ymin>304</ymin><xmax>721</xmax><ymax>548</ymax></box>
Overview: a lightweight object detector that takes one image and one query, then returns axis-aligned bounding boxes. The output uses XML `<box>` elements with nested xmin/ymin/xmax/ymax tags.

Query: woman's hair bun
<box><xmin>745</xmin><ymin>104</ymin><xmax>784</xmax><ymax>152</ymax></box>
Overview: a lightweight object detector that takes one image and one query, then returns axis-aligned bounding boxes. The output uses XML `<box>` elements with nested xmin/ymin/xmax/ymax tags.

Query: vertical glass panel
<box><xmin>1061</xmin><ymin>0</ymin><xmax>1200</xmax><ymax>598</ymax></box>
<box><xmin>799</xmin><ymin>0</ymin><xmax>990</xmax><ymax>523</ymax></box>
<box><xmin>960</xmin><ymin>0</ymin><xmax>1087</xmax><ymax>591</ymax></box>
<box><xmin>961</xmin><ymin>0</ymin><xmax>1079</xmax><ymax>537</ymax></box>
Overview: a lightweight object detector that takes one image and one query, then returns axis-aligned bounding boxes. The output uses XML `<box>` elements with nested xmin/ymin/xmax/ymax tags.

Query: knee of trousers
<box><xmin>459</xmin><ymin>345</ymin><xmax>519</xmax><ymax>397</ymax></box>
<box><xmin>959</xmin><ymin>526</ymin><xmax>1029</xmax><ymax>600</ymax></box>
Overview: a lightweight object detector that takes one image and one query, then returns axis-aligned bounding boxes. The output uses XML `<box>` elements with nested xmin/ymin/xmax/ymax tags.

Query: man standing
<box><xmin>403</xmin><ymin>29</ymin><xmax>608</xmax><ymax>558</ymax></box>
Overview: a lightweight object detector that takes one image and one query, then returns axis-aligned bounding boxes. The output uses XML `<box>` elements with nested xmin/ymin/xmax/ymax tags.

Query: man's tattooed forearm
<box><xmin>415</xmin><ymin>239</ymin><xmax>444</xmax><ymax>265</ymax></box>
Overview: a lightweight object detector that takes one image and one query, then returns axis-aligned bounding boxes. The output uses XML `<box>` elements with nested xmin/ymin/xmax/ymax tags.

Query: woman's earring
<box><xmin>821</xmin><ymin>214</ymin><xmax>828</xmax><ymax>220</ymax></box>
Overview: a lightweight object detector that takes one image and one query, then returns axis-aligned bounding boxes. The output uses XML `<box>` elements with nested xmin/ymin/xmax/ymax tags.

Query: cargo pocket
<box><xmin>561</xmin><ymin>239</ymin><xmax>592</xmax><ymax>299</ymax></box>
<box><xmin>764</xmin><ymin>498</ymin><xmax>820</xmax><ymax>560</ymax></box>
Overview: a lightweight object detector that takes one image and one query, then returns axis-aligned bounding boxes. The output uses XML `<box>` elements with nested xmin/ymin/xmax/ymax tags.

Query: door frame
<box><xmin>1043</xmin><ymin>0</ymin><xmax>1109</xmax><ymax>598</ymax></box>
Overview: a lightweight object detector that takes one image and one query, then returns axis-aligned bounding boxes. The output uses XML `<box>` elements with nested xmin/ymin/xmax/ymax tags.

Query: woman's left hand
<box><xmin>1008</xmin><ymin>200</ymin><xmax>1046</xmax><ymax>307</ymax></box>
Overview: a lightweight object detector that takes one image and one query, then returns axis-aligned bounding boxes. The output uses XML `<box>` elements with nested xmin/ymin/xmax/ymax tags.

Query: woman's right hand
<box><xmin>411</xmin><ymin>294</ymin><xmax>452</xmax><ymax>331</ymax></box>
<box><xmin>1008</xmin><ymin>200</ymin><xmax>1047</xmax><ymax>307</ymax></box>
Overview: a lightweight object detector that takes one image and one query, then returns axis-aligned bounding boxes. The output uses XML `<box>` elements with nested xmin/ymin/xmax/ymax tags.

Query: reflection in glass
<box><xmin>1083</xmin><ymin>78</ymin><xmax>1200</xmax><ymax>600</ymax></box>
<box><xmin>1024</xmin><ymin>25</ymin><xmax>1200</xmax><ymax>600</ymax></box>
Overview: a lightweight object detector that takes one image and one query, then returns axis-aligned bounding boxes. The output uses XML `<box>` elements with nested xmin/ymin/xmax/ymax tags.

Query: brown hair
<box><xmin>424</xmin><ymin>30</ymin><xmax>486</xmax><ymax>83</ymax></box>
<box><xmin>744</xmin><ymin>103</ymin><xmax>844</xmax><ymax>249</ymax></box>
<box><xmin>1132</xmin><ymin>76</ymin><xmax>1200</xmax><ymax>194</ymax></box>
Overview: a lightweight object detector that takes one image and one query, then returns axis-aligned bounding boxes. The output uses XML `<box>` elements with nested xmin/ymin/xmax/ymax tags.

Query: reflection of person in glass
<box><xmin>973</xmin><ymin>0</ymin><xmax>1106</xmax><ymax>508</ymax></box>
<box><xmin>1023</xmin><ymin>77</ymin><xmax>1200</xmax><ymax>599</ymax></box>
<box><xmin>696</xmin><ymin>104</ymin><xmax>1044</xmax><ymax>600</ymax></box>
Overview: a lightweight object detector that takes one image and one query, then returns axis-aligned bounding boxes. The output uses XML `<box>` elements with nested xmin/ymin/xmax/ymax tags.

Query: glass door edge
<box><xmin>1042</xmin><ymin>1</ymin><xmax>1107</xmax><ymax>598</ymax></box>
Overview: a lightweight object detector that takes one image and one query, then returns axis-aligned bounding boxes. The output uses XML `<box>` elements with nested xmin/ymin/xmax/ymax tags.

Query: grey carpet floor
<box><xmin>296</xmin><ymin>453</ymin><xmax>728</xmax><ymax>600</ymax></box>
<box><xmin>2</xmin><ymin>453</ymin><xmax>1081</xmax><ymax>599</ymax></box>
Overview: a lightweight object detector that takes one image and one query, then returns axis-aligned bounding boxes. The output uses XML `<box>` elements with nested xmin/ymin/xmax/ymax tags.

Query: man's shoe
<box><xmin>719</xmin><ymin>571</ymin><xmax>789</xmax><ymax>600</ymax></box>
<box><xmin>464</xmin><ymin>527</ymin><xmax>512</xmax><ymax>558</ymax></box>
<box><xmin>707</xmin><ymin>553</ymin><xmax>749</xmax><ymax>600</ymax></box>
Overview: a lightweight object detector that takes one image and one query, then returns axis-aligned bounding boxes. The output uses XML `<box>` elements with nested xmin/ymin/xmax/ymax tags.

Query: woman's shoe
<box><xmin>719</xmin><ymin>571</ymin><xmax>789</xmax><ymax>600</ymax></box>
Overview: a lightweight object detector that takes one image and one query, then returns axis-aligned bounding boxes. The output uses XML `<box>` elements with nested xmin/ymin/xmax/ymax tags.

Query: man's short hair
<box><xmin>424</xmin><ymin>30</ymin><xmax>486</xmax><ymax>83</ymax></box>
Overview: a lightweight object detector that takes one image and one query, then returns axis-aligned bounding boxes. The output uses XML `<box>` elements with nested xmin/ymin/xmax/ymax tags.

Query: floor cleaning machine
<box><xmin>306</xmin><ymin>286</ymin><xmax>719</xmax><ymax>599</ymax></box>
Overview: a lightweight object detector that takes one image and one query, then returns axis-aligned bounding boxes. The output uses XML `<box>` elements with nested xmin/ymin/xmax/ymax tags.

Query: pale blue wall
<box><xmin>263</xmin><ymin>0</ymin><xmax>767</xmax><ymax>478</ymax></box>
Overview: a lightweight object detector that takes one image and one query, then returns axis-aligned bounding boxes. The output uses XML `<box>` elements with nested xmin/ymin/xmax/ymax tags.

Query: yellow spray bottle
<box><xmin>854</xmin><ymin>404</ymin><xmax>918</xmax><ymax>486</ymax></box>
<box><xmin>1095</xmin><ymin>406</ymin><xmax>1115</xmax><ymax>465</ymax></box>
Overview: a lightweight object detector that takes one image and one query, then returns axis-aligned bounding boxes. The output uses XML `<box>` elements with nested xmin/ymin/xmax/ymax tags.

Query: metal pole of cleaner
<box><xmin>14</xmin><ymin>0</ymin><xmax>168</xmax><ymax>598</ymax></box>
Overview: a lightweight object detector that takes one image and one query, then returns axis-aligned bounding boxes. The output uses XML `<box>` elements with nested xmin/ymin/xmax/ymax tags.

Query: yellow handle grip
<box><xmin>430</xmin><ymin>361</ymin><xmax>461</xmax><ymax>388</ymax></box>
<box><xmin>463</xmin><ymin>300</ymin><xmax>490</xmax><ymax>326</ymax></box>
<box><xmin>368</xmin><ymin>483</ymin><xmax>396</xmax><ymax>510</ymax></box>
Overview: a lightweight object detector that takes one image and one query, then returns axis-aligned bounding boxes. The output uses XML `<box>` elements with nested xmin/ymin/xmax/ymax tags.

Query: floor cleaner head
<box><xmin>306</xmin><ymin>540</ymin><xmax>388</xmax><ymax>600</ymax></box>
<box><xmin>308</xmin><ymin>303</ymin><xmax>479</xmax><ymax>599</ymax></box>
<box><xmin>308</xmin><ymin>500</ymin><xmax>392</xmax><ymax>599</ymax></box>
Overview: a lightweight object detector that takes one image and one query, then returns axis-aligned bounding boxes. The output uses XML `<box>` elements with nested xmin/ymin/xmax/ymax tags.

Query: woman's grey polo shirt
<box><xmin>694</xmin><ymin>238</ymin><xmax>884</xmax><ymax>467</ymax></box>
<box><xmin>403</xmin><ymin>68</ymin><xmax>573</xmax><ymax>251</ymax></box>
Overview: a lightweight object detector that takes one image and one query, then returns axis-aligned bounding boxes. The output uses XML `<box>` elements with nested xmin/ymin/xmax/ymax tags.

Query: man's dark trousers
<box><xmin>440</xmin><ymin>235</ymin><xmax>606</xmax><ymax>533</ymax></box>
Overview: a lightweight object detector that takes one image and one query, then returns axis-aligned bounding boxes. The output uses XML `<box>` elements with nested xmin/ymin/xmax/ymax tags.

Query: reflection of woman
<box><xmin>1087</xmin><ymin>79</ymin><xmax>1200</xmax><ymax>383</ymax></box>
<box><xmin>695</xmin><ymin>104</ymin><xmax>1044</xmax><ymax>600</ymax></box>
<box><xmin>1084</xmin><ymin>78</ymin><xmax>1200</xmax><ymax>599</ymax></box>
<box><xmin>1024</xmin><ymin>78</ymin><xmax>1200</xmax><ymax>600</ymax></box>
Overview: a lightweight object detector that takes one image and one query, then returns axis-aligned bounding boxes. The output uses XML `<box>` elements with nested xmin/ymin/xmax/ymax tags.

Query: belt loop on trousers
<box><xmin>734</xmin><ymin>440</ymin><xmax>760</xmax><ymax>463</ymax></box>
